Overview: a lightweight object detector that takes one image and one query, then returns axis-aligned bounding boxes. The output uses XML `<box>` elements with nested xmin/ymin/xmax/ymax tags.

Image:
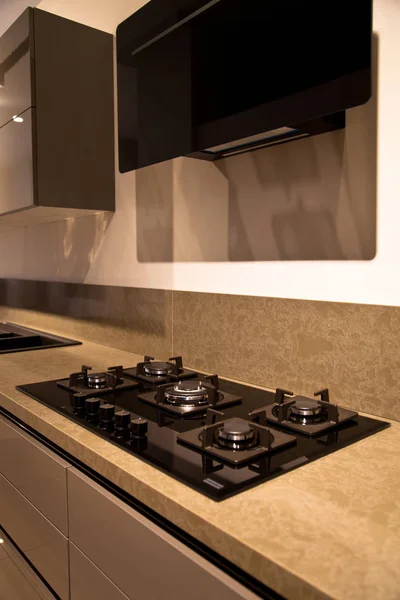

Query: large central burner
<box><xmin>289</xmin><ymin>397</ymin><xmax>323</xmax><ymax>424</ymax></box>
<box><xmin>143</xmin><ymin>361</ymin><xmax>171</xmax><ymax>377</ymax></box>
<box><xmin>138</xmin><ymin>374</ymin><xmax>242</xmax><ymax>416</ymax></box>
<box><xmin>87</xmin><ymin>372</ymin><xmax>108</xmax><ymax>389</ymax></box>
<box><xmin>217</xmin><ymin>418</ymin><xmax>256</xmax><ymax>450</ymax></box>
<box><xmin>164</xmin><ymin>381</ymin><xmax>209</xmax><ymax>406</ymax></box>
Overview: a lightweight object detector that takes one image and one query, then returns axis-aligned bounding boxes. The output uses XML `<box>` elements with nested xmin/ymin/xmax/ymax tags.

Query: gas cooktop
<box><xmin>16</xmin><ymin>358</ymin><xmax>390</xmax><ymax>501</ymax></box>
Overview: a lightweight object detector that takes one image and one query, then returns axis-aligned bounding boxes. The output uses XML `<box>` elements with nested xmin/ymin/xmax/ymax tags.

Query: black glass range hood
<box><xmin>117</xmin><ymin>0</ymin><xmax>372</xmax><ymax>172</ymax></box>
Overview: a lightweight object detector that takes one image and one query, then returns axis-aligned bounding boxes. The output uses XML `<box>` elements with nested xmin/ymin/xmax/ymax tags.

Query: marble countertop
<box><xmin>0</xmin><ymin>339</ymin><xmax>399</xmax><ymax>600</ymax></box>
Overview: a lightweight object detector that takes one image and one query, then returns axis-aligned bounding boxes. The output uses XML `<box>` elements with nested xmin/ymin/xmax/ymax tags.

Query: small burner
<box><xmin>87</xmin><ymin>372</ymin><xmax>107</xmax><ymax>389</ymax></box>
<box><xmin>289</xmin><ymin>397</ymin><xmax>323</xmax><ymax>424</ymax></box>
<box><xmin>217</xmin><ymin>418</ymin><xmax>257</xmax><ymax>450</ymax></box>
<box><xmin>143</xmin><ymin>361</ymin><xmax>172</xmax><ymax>377</ymax></box>
<box><xmin>56</xmin><ymin>364</ymin><xmax>138</xmax><ymax>397</ymax></box>
<box><xmin>164</xmin><ymin>381</ymin><xmax>209</xmax><ymax>407</ymax></box>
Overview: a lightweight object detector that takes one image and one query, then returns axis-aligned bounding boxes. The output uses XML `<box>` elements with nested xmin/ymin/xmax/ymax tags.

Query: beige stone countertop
<box><xmin>0</xmin><ymin>339</ymin><xmax>399</xmax><ymax>600</ymax></box>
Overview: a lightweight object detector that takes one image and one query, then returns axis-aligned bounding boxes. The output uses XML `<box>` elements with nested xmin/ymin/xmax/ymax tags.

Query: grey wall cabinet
<box><xmin>0</xmin><ymin>8</ymin><xmax>115</xmax><ymax>230</ymax></box>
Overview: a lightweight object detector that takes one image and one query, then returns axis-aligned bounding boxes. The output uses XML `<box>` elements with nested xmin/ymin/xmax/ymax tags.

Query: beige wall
<box><xmin>0</xmin><ymin>0</ymin><xmax>399</xmax><ymax>307</ymax></box>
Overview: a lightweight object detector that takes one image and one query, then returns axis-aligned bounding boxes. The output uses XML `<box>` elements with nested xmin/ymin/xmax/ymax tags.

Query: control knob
<box><xmin>85</xmin><ymin>398</ymin><xmax>100</xmax><ymax>423</ymax></box>
<box><xmin>72</xmin><ymin>394</ymin><xmax>86</xmax><ymax>416</ymax></box>
<box><xmin>114</xmin><ymin>410</ymin><xmax>131</xmax><ymax>440</ymax></box>
<box><xmin>130</xmin><ymin>417</ymin><xmax>148</xmax><ymax>438</ymax></box>
<box><xmin>99</xmin><ymin>403</ymin><xmax>115</xmax><ymax>430</ymax></box>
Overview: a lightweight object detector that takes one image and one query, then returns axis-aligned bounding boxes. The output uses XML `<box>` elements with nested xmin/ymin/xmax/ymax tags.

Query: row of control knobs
<box><xmin>72</xmin><ymin>395</ymin><xmax>148</xmax><ymax>438</ymax></box>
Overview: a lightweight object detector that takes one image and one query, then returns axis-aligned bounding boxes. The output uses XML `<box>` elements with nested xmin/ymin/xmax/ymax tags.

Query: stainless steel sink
<box><xmin>0</xmin><ymin>323</ymin><xmax>81</xmax><ymax>354</ymax></box>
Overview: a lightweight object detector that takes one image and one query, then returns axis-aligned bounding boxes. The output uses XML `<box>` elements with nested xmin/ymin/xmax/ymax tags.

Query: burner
<box><xmin>164</xmin><ymin>381</ymin><xmax>209</xmax><ymax>407</ymax></box>
<box><xmin>138</xmin><ymin>375</ymin><xmax>242</xmax><ymax>416</ymax></box>
<box><xmin>124</xmin><ymin>356</ymin><xmax>198</xmax><ymax>385</ymax></box>
<box><xmin>216</xmin><ymin>418</ymin><xmax>257</xmax><ymax>450</ymax></box>
<box><xmin>143</xmin><ymin>361</ymin><xmax>171</xmax><ymax>377</ymax></box>
<box><xmin>87</xmin><ymin>372</ymin><xmax>108</xmax><ymax>389</ymax></box>
<box><xmin>289</xmin><ymin>397</ymin><xmax>323</xmax><ymax>424</ymax></box>
<box><xmin>56</xmin><ymin>364</ymin><xmax>139</xmax><ymax>397</ymax></box>
<box><xmin>178</xmin><ymin>410</ymin><xmax>297</xmax><ymax>466</ymax></box>
<box><xmin>264</xmin><ymin>388</ymin><xmax>359</xmax><ymax>436</ymax></box>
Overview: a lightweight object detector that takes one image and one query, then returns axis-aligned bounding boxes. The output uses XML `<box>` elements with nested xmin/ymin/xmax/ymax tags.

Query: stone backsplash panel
<box><xmin>0</xmin><ymin>279</ymin><xmax>398</xmax><ymax>421</ymax></box>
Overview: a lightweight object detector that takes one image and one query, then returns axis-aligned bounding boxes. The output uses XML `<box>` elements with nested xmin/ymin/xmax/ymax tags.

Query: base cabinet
<box><xmin>69</xmin><ymin>542</ymin><xmax>129</xmax><ymax>600</ymax></box>
<box><xmin>0</xmin><ymin>414</ymin><xmax>69</xmax><ymax>534</ymax></box>
<box><xmin>0</xmin><ymin>411</ymin><xmax>261</xmax><ymax>600</ymax></box>
<box><xmin>0</xmin><ymin>472</ymin><xmax>69</xmax><ymax>599</ymax></box>
<box><xmin>68</xmin><ymin>468</ymin><xmax>259</xmax><ymax>600</ymax></box>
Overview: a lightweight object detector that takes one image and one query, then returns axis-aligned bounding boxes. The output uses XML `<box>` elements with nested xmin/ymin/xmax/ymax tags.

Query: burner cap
<box><xmin>164</xmin><ymin>380</ymin><xmax>209</xmax><ymax>406</ymax></box>
<box><xmin>289</xmin><ymin>397</ymin><xmax>322</xmax><ymax>423</ymax></box>
<box><xmin>218</xmin><ymin>419</ymin><xmax>255</xmax><ymax>442</ymax></box>
<box><xmin>216</xmin><ymin>418</ymin><xmax>257</xmax><ymax>450</ymax></box>
<box><xmin>144</xmin><ymin>361</ymin><xmax>171</xmax><ymax>377</ymax></box>
<box><xmin>87</xmin><ymin>372</ymin><xmax>107</xmax><ymax>389</ymax></box>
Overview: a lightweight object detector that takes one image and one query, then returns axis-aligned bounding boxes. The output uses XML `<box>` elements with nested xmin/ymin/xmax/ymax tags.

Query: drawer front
<box><xmin>68</xmin><ymin>468</ymin><xmax>259</xmax><ymax>600</ymax></box>
<box><xmin>0</xmin><ymin>414</ymin><xmax>68</xmax><ymax>534</ymax></box>
<box><xmin>0</xmin><ymin>472</ymin><xmax>69</xmax><ymax>599</ymax></box>
<box><xmin>70</xmin><ymin>542</ymin><xmax>129</xmax><ymax>600</ymax></box>
<box><xmin>0</xmin><ymin>107</ymin><xmax>35</xmax><ymax>215</ymax></box>
<box><xmin>0</xmin><ymin>8</ymin><xmax>33</xmax><ymax>127</ymax></box>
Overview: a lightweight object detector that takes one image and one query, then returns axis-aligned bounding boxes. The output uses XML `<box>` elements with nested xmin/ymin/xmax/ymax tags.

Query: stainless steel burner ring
<box><xmin>144</xmin><ymin>361</ymin><xmax>171</xmax><ymax>376</ymax></box>
<box><xmin>164</xmin><ymin>381</ymin><xmax>209</xmax><ymax>406</ymax></box>
<box><xmin>87</xmin><ymin>373</ymin><xmax>107</xmax><ymax>389</ymax></box>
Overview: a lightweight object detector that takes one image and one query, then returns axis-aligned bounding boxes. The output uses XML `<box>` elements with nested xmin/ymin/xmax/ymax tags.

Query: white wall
<box><xmin>0</xmin><ymin>0</ymin><xmax>399</xmax><ymax>307</ymax></box>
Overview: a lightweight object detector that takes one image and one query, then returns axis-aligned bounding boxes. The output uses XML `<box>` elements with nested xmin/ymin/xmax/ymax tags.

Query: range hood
<box><xmin>117</xmin><ymin>0</ymin><xmax>372</xmax><ymax>172</ymax></box>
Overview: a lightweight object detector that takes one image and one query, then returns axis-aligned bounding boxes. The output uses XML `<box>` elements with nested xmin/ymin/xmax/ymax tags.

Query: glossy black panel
<box><xmin>17</xmin><ymin>376</ymin><xmax>389</xmax><ymax>501</ymax></box>
<box><xmin>0</xmin><ymin>8</ymin><xmax>33</xmax><ymax>128</ymax></box>
<box><xmin>117</xmin><ymin>0</ymin><xmax>372</xmax><ymax>172</ymax></box>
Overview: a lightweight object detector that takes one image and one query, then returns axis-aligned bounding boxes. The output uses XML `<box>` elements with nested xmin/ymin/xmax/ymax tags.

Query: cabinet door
<box><xmin>0</xmin><ymin>107</ymin><xmax>35</xmax><ymax>215</ymax></box>
<box><xmin>0</xmin><ymin>8</ymin><xmax>34</xmax><ymax>127</ymax></box>
<box><xmin>0</xmin><ymin>415</ymin><xmax>69</xmax><ymax>534</ymax></box>
<box><xmin>0</xmin><ymin>473</ymin><xmax>69</xmax><ymax>599</ymax></box>
<box><xmin>70</xmin><ymin>542</ymin><xmax>129</xmax><ymax>600</ymax></box>
<box><xmin>68</xmin><ymin>468</ymin><xmax>259</xmax><ymax>600</ymax></box>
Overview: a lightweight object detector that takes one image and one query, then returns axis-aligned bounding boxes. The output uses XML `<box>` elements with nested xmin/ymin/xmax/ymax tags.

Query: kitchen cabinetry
<box><xmin>0</xmin><ymin>409</ymin><xmax>260</xmax><ymax>600</ymax></box>
<box><xmin>0</xmin><ymin>414</ymin><xmax>70</xmax><ymax>598</ymax></box>
<box><xmin>69</xmin><ymin>542</ymin><xmax>130</xmax><ymax>600</ymax></box>
<box><xmin>68</xmin><ymin>468</ymin><xmax>258</xmax><ymax>600</ymax></box>
<box><xmin>0</xmin><ymin>8</ymin><xmax>114</xmax><ymax>230</ymax></box>
<box><xmin>0</xmin><ymin>473</ymin><xmax>69</xmax><ymax>598</ymax></box>
<box><xmin>0</xmin><ymin>415</ymin><xmax>69</xmax><ymax>533</ymax></box>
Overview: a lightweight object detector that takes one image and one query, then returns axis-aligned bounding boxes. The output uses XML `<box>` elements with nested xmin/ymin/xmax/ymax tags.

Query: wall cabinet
<box><xmin>0</xmin><ymin>8</ymin><xmax>115</xmax><ymax>230</ymax></box>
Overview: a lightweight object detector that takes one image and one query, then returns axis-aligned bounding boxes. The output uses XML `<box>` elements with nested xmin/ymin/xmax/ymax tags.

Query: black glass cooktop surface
<box><xmin>16</xmin><ymin>378</ymin><xmax>390</xmax><ymax>501</ymax></box>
